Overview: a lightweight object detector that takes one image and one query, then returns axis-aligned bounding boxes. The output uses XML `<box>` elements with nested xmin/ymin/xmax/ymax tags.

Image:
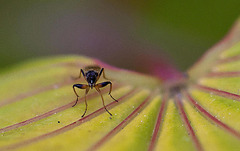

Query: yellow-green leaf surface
<box><xmin>1</xmin><ymin>18</ymin><xmax>240</xmax><ymax>151</ymax></box>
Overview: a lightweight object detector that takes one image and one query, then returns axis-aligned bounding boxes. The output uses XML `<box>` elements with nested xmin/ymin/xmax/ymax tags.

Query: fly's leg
<box><xmin>96</xmin><ymin>81</ymin><xmax>118</xmax><ymax>102</ymax></box>
<box><xmin>81</xmin><ymin>87</ymin><xmax>90</xmax><ymax>117</ymax></box>
<box><xmin>98</xmin><ymin>68</ymin><xmax>109</xmax><ymax>80</ymax></box>
<box><xmin>95</xmin><ymin>81</ymin><xmax>118</xmax><ymax>116</ymax></box>
<box><xmin>72</xmin><ymin>69</ymin><xmax>85</xmax><ymax>80</ymax></box>
<box><xmin>72</xmin><ymin>84</ymin><xmax>90</xmax><ymax>117</ymax></box>
<box><xmin>95</xmin><ymin>86</ymin><xmax>112</xmax><ymax>116</ymax></box>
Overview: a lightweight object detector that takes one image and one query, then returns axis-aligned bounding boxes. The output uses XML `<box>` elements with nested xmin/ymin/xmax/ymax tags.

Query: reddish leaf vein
<box><xmin>175</xmin><ymin>95</ymin><xmax>203</xmax><ymax>151</ymax></box>
<box><xmin>0</xmin><ymin>61</ymin><xmax>87</xmax><ymax>107</ymax></box>
<box><xmin>0</xmin><ymin>86</ymin><xmax>117</xmax><ymax>133</ymax></box>
<box><xmin>0</xmin><ymin>79</ymin><xmax>74</xmax><ymax>107</ymax></box>
<box><xmin>195</xmin><ymin>85</ymin><xmax>240</xmax><ymax>101</ymax></box>
<box><xmin>0</xmin><ymin>82</ymin><xmax>121</xmax><ymax>132</ymax></box>
<box><xmin>88</xmin><ymin>91</ymin><xmax>155</xmax><ymax>151</ymax></box>
<box><xmin>184</xmin><ymin>91</ymin><xmax>240</xmax><ymax>139</ymax></box>
<box><xmin>217</xmin><ymin>54</ymin><xmax>240</xmax><ymax>64</ymax></box>
<box><xmin>148</xmin><ymin>93</ymin><xmax>168</xmax><ymax>151</ymax></box>
<box><xmin>206</xmin><ymin>71</ymin><xmax>240</xmax><ymax>77</ymax></box>
<box><xmin>1</xmin><ymin>89</ymin><xmax>137</xmax><ymax>151</ymax></box>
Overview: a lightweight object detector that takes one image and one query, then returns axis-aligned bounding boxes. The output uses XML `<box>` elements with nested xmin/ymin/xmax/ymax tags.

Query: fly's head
<box><xmin>86</xmin><ymin>70</ymin><xmax>98</xmax><ymax>88</ymax></box>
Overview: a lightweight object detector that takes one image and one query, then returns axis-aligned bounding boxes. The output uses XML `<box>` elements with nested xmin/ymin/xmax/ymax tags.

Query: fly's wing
<box><xmin>84</xmin><ymin>65</ymin><xmax>101</xmax><ymax>72</ymax></box>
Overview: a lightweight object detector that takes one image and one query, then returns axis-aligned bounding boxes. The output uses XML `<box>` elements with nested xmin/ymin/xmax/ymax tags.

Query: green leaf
<box><xmin>1</xmin><ymin>18</ymin><xmax>240</xmax><ymax>151</ymax></box>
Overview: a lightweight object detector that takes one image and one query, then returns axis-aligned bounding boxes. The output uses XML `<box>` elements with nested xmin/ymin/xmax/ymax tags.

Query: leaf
<box><xmin>1</xmin><ymin>18</ymin><xmax>240</xmax><ymax>151</ymax></box>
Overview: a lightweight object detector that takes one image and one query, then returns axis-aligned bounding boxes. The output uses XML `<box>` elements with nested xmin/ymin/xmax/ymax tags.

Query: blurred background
<box><xmin>0</xmin><ymin>0</ymin><xmax>240</xmax><ymax>72</ymax></box>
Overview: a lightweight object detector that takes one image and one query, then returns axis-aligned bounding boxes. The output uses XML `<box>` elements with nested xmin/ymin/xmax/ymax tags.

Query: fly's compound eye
<box><xmin>86</xmin><ymin>71</ymin><xmax>98</xmax><ymax>77</ymax></box>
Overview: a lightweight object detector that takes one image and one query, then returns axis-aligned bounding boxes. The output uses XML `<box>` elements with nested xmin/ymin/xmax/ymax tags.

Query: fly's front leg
<box><xmin>95</xmin><ymin>86</ymin><xmax>112</xmax><ymax>116</ymax></box>
<box><xmin>72</xmin><ymin>84</ymin><xmax>89</xmax><ymax>107</ymax></box>
<box><xmin>82</xmin><ymin>87</ymin><xmax>90</xmax><ymax>117</ymax></box>
<box><xmin>95</xmin><ymin>81</ymin><xmax>118</xmax><ymax>102</ymax></box>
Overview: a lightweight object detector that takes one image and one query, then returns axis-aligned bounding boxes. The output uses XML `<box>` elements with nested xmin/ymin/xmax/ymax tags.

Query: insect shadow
<box><xmin>72</xmin><ymin>65</ymin><xmax>118</xmax><ymax>117</ymax></box>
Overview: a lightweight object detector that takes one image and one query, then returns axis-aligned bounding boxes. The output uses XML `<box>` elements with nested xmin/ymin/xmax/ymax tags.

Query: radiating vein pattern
<box><xmin>1</xmin><ymin>20</ymin><xmax>240</xmax><ymax>151</ymax></box>
<box><xmin>148</xmin><ymin>93</ymin><xmax>168</xmax><ymax>151</ymax></box>
<box><xmin>183</xmin><ymin>96</ymin><xmax>240</xmax><ymax>151</ymax></box>
<box><xmin>0</xmin><ymin>88</ymin><xmax>139</xmax><ymax>150</ymax></box>
<box><xmin>0</xmin><ymin>56</ymin><xmax>163</xmax><ymax>151</ymax></box>
<box><xmin>187</xmin><ymin>25</ymin><xmax>240</xmax><ymax>151</ymax></box>
<box><xmin>185</xmin><ymin>91</ymin><xmax>240</xmax><ymax>139</ymax></box>
<box><xmin>175</xmin><ymin>95</ymin><xmax>203</xmax><ymax>151</ymax></box>
<box><xmin>89</xmin><ymin>91</ymin><xmax>159</xmax><ymax>151</ymax></box>
<box><xmin>0</xmin><ymin>85</ymin><xmax>122</xmax><ymax>133</ymax></box>
<box><xmin>154</xmin><ymin>99</ymin><xmax>195</xmax><ymax>151</ymax></box>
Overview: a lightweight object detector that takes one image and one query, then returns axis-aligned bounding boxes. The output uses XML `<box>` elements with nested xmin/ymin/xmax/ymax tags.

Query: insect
<box><xmin>72</xmin><ymin>65</ymin><xmax>118</xmax><ymax>117</ymax></box>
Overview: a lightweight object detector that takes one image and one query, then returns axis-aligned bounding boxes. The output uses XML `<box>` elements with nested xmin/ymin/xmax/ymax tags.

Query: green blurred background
<box><xmin>0</xmin><ymin>0</ymin><xmax>240</xmax><ymax>72</ymax></box>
